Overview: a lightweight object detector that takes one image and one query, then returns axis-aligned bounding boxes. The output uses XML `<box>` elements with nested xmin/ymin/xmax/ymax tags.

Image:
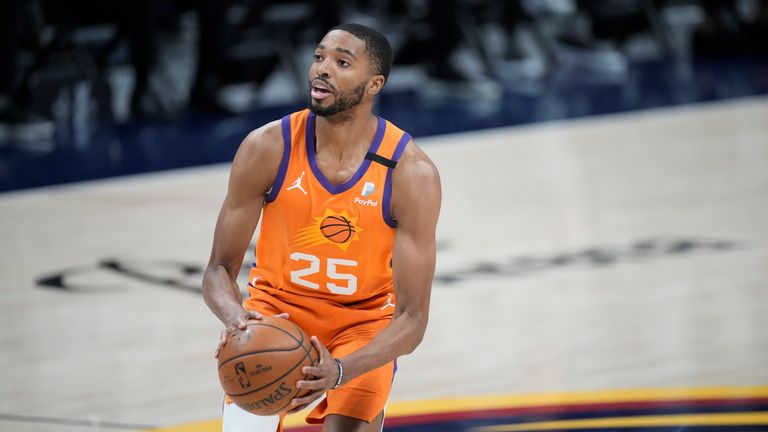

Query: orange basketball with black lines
<box><xmin>320</xmin><ymin>215</ymin><xmax>355</xmax><ymax>243</ymax></box>
<box><xmin>217</xmin><ymin>317</ymin><xmax>319</xmax><ymax>416</ymax></box>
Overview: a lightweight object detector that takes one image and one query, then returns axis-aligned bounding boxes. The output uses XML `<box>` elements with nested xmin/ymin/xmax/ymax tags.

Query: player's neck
<box><xmin>315</xmin><ymin>108</ymin><xmax>377</xmax><ymax>158</ymax></box>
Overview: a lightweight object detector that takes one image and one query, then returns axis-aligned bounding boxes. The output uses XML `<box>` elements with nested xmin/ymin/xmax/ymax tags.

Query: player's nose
<box><xmin>314</xmin><ymin>58</ymin><xmax>331</xmax><ymax>78</ymax></box>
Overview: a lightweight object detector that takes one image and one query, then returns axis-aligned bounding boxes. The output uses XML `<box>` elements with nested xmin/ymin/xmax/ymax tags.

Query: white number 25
<box><xmin>289</xmin><ymin>252</ymin><xmax>357</xmax><ymax>295</ymax></box>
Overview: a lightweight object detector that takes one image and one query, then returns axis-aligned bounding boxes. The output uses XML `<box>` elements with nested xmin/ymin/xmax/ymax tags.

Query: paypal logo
<box><xmin>354</xmin><ymin>197</ymin><xmax>378</xmax><ymax>207</ymax></box>
<box><xmin>361</xmin><ymin>182</ymin><xmax>376</xmax><ymax>197</ymax></box>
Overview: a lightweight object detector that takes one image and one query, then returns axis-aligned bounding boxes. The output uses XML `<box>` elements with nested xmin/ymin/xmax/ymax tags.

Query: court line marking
<box><xmin>144</xmin><ymin>386</ymin><xmax>768</xmax><ymax>431</ymax></box>
<box><xmin>471</xmin><ymin>411</ymin><xmax>768</xmax><ymax>431</ymax></box>
<box><xmin>376</xmin><ymin>386</ymin><xmax>768</xmax><ymax>418</ymax></box>
<box><xmin>0</xmin><ymin>413</ymin><xmax>154</xmax><ymax>429</ymax></box>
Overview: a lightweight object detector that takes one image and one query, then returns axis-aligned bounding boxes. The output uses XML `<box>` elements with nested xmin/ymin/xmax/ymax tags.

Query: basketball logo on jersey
<box><xmin>292</xmin><ymin>208</ymin><xmax>363</xmax><ymax>251</ymax></box>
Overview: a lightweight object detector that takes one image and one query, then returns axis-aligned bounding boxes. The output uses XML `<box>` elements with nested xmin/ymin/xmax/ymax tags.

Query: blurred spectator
<box><xmin>116</xmin><ymin>0</ymin><xmax>174</xmax><ymax>120</ymax></box>
<box><xmin>4</xmin><ymin>0</ymin><xmax>766</xmax><ymax>134</ymax></box>
<box><xmin>692</xmin><ymin>0</ymin><xmax>747</xmax><ymax>57</ymax></box>
<box><xmin>498</xmin><ymin>1</ymin><xmax>528</xmax><ymax>61</ymax></box>
<box><xmin>692</xmin><ymin>0</ymin><xmax>768</xmax><ymax>58</ymax></box>
<box><xmin>186</xmin><ymin>0</ymin><xmax>233</xmax><ymax>115</ymax></box>
<box><xmin>116</xmin><ymin>0</ymin><xmax>238</xmax><ymax>118</ymax></box>
<box><xmin>395</xmin><ymin>0</ymin><xmax>471</xmax><ymax>82</ymax></box>
<box><xmin>749</xmin><ymin>0</ymin><xmax>768</xmax><ymax>56</ymax></box>
<box><xmin>0</xmin><ymin>0</ymin><xmax>55</xmax><ymax>141</ymax></box>
<box><xmin>194</xmin><ymin>0</ymin><xmax>341</xmax><ymax>110</ymax></box>
<box><xmin>423</xmin><ymin>0</ymin><xmax>468</xmax><ymax>81</ymax></box>
<box><xmin>497</xmin><ymin>0</ymin><xmax>630</xmax><ymax>78</ymax></box>
<box><xmin>118</xmin><ymin>0</ymin><xmax>233</xmax><ymax>119</ymax></box>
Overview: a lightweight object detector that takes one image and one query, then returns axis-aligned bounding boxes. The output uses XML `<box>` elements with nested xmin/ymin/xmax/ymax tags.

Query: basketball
<box><xmin>217</xmin><ymin>317</ymin><xmax>319</xmax><ymax>416</ymax></box>
<box><xmin>320</xmin><ymin>215</ymin><xmax>355</xmax><ymax>243</ymax></box>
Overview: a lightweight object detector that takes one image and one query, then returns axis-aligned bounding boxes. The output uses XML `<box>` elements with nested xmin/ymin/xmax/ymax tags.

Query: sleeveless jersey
<box><xmin>247</xmin><ymin>109</ymin><xmax>411</xmax><ymax>315</ymax></box>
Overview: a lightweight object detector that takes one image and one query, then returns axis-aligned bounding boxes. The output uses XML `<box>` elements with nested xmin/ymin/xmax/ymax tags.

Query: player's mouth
<box><xmin>311</xmin><ymin>80</ymin><xmax>335</xmax><ymax>100</ymax></box>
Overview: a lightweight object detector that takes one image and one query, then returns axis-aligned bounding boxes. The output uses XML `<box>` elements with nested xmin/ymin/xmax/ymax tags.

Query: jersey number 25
<box><xmin>289</xmin><ymin>252</ymin><xmax>357</xmax><ymax>295</ymax></box>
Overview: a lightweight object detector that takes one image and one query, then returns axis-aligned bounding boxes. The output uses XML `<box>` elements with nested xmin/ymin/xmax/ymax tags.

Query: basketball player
<box><xmin>203</xmin><ymin>23</ymin><xmax>441</xmax><ymax>432</ymax></box>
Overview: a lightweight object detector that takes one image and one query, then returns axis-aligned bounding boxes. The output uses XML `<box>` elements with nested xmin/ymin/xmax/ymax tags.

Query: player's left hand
<box><xmin>287</xmin><ymin>336</ymin><xmax>343</xmax><ymax>414</ymax></box>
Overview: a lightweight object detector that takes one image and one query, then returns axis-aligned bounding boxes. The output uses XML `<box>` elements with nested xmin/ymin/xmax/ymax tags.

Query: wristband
<box><xmin>331</xmin><ymin>358</ymin><xmax>343</xmax><ymax>390</ymax></box>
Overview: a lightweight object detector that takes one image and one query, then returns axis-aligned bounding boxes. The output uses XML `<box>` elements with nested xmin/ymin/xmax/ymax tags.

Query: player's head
<box><xmin>308</xmin><ymin>23</ymin><xmax>392</xmax><ymax>118</ymax></box>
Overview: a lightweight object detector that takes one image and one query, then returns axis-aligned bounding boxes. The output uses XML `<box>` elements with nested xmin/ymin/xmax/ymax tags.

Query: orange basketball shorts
<box><xmin>242</xmin><ymin>287</ymin><xmax>396</xmax><ymax>425</ymax></box>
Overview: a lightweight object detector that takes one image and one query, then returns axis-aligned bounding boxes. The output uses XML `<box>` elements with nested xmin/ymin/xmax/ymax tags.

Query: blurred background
<box><xmin>2</xmin><ymin>1</ymin><xmax>768</xmax><ymax>432</ymax></box>
<box><xmin>1</xmin><ymin>0</ymin><xmax>767</xmax><ymax>192</ymax></box>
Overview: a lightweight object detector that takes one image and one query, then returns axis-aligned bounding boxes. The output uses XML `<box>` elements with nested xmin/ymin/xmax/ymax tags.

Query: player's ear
<box><xmin>367</xmin><ymin>75</ymin><xmax>385</xmax><ymax>95</ymax></box>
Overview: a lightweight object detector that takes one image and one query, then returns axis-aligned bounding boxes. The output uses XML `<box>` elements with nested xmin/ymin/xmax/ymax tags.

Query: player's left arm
<box><xmin>290</xmin><ymin>141</ymin><xmax>441</xmax><ymax>411</ymax></box>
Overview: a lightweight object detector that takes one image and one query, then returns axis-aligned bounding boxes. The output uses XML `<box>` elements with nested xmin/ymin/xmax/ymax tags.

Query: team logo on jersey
<box><xmin>292</xmin><ymin>208</ymin><xmax>363</xmax><ymax>251</ymax></box>
<box><xmin>361</xmin><ymin>181</ymin><xmax>376</xmax><ymax>197</ymax></box>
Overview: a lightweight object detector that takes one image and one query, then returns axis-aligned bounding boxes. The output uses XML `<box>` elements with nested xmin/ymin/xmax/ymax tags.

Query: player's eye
<box><xmin>313</xmin><ymin>54</ymin><xmax>323</xmax><ymax>62</ymax></box>
<box><xmin>338</xmin><ymin>59</ymin><xmax>349</xmax><ymax>67</ymax></box>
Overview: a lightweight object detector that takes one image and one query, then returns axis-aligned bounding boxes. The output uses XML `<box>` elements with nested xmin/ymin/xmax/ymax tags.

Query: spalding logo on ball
<box><xmin>217</xmin><ymin>317</ymin><xmax>320</xmax><ymax>416</ymax></box>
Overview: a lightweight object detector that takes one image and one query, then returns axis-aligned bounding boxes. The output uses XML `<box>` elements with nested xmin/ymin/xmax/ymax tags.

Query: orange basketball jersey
<box><xmin>245</xmin><ymin>109</ymin><xmax>411</xmax><ymax>320</ymax></box>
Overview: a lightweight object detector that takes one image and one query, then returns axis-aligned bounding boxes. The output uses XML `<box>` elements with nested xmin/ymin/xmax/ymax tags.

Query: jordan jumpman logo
<box><xmin>380</xmin><ymin>293</ymin><xmax>396</xmax><ymax>310</ymax></box>
<box><xmin>286</xmin><ymin>171</ymin><xmax>308</xmax><ymax>195</ymax></box>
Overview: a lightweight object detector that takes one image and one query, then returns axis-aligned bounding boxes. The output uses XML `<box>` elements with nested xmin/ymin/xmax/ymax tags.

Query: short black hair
<box><xmin>329</xmin><ymin>23</ymin><xmax>392</xmax><ymax>84</ymax></box>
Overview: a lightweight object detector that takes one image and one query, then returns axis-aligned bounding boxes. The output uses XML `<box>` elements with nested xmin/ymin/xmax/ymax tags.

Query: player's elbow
<box><xmin>201</xmin><ymin>267</ymin><xmax>218</xmax><ymax>305</ymax></box>
<box><xmin>403</xmin><ymin>309</ymin><xmax>429</xmax><ymax>354</ymax></box>
<box><xmin>201</xmin><ymin>263</ymin><xmax>230</xmax><ymax>303</ymax></box>
<box><xmin>202</xmin><ymin>264</ymin><xmax>220</xmax><ymax>290</ymax></box>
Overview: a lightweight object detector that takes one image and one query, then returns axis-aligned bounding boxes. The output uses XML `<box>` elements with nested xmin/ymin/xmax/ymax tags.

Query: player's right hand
<box><xmin>214</xmin><ymin>311</ymin><xmax>289</xmax><ymax>358</ymax></box>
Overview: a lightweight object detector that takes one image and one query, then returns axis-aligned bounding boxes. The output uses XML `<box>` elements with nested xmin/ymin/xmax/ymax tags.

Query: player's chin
<box><xmin>309</xmin><ymin>99</ymin><xmax>332</xmax><ymax>114</ymax></box>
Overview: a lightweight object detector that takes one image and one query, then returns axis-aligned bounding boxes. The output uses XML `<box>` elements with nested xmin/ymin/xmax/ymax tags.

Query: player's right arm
<box><xmin>202</xmin><ymin>121</ymin><xmax>284</xmax><ymax>348</ymax></box>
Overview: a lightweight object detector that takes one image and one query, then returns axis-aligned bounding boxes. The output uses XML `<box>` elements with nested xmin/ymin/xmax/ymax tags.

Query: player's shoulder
<box><xmin>380</xmin><ymin>118</ymin><xmax>433</xmax><ymax>172</ymax></box>
<box><xmin>389</xmin><ymin>137</ymin><xmax>441</xmax><ymax>225</ymax></box>
<box><xmin>394</xmin><ymin>138</ymin><xmax>440</xmax><ymax>186</ymax></box>
<box><xmin>228</xmin><ymin>119</ymin><xmax>287</xmax><ymax>193</ymax></box>
<box><xmin>241</xmin><ymin>119</ymin><xmax>284</xmax><ymax>156</ymax></box>
<box><xmin>231</xmin><ymin>119</ymin><xmax>285</xmax><ymax>170</ymax></box>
